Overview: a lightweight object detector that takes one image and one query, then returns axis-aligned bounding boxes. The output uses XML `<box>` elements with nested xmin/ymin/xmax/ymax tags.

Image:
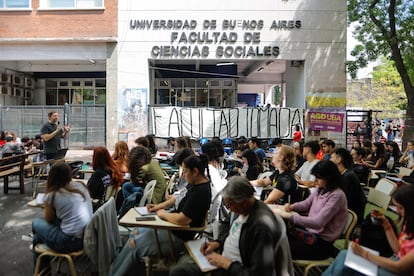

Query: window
<box><xmin>40</xmin><ymin>0</ymin><xmax>103</xmax><ymax>9</ymax></box>
<box><xmin>0</xmin><ymin>0</ymin><xmax>30</xmax><ymax>8</ymax></box>
<box><xmin>154</xmin><ymin>78</ymin><xmax>237</xmax><ymax>107</ymax></box>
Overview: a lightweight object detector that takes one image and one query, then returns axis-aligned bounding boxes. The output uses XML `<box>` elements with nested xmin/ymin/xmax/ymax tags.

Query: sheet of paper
<box><xmin>134</xmin><ymin>206</ymin><xmax>155</xmax><ymax>216</ymax></box>
<box><xmin>344</xmin><ymin>244</ymin><xmax>379</xmax><ymax>276</ymax></box>
<box><xmin>36</xmin><ymin>193</ymin><xmax>45</xmax><ymax>205</ymax></box>
<box><xmin>185</xmin><ymin>239</ymin><xmax>218</xmax><ymax>272</ymax></box>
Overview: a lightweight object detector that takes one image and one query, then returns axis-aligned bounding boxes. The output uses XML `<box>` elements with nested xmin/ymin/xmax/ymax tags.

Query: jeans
<box><xmin>322</xmin><ymin>250</ymin><xmax>405</xmax><ymax>276</ymax></box>
<box><xmin>32</xmin><ymin>217</ymin><xmax>83</xmax><ymax>271</ymax></box>
<box><xmin>122</xmin><ymin>182</ymin><xmax>143</xmax><ymax>199</ymax></box>
<box><xmin>110</xmin><ymin>227</ymin><xmax>185</xmax><ymax>276</ymax></box>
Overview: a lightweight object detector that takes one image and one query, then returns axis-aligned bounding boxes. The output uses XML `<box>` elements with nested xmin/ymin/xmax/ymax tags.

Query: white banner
<box><xmin>149</xmin><ymin>106</ymin><xmax>303</xmax><ymax>139</ymax></box>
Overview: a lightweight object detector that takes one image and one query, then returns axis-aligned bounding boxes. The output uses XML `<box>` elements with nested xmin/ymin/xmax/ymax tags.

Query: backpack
<box><xmin>359</xmin><ymin>214</ymin><xmax>397</xmax><ymax>257</ymax></box>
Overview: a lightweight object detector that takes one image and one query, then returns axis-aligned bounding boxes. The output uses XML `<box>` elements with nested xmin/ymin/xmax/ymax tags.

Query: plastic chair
<box><xmin>292</xmin><ymin>209</ymin><xmax>357</xmax><ymax>276</ymax></box>
<box><xmin>139</xmin><ymin>180</ymin><xmax>157</xmax><ymax>206</ymax></box>
<box><xmin>257</xmin><ymin>171</ymin><xmax>273</xmax><ymax>180</ymax></box>
<box><xmin>398</xmin><ymin>167</ymin><xmax>412</xmax><ymax>177</ymax></box>
<box><xmin>366</xmin><ymin>188</ymin><xmax>391</xmax><ymax>209</ymax></box>
<box><xmin>375</xmin><ymin>178</ymin><xmax>397</xmax><ymax>195</ymax></box>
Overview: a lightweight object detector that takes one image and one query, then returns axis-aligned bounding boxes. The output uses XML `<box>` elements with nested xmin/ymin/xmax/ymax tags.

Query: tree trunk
<box><xmin>402</xmin><ymin>87</ymin><xmax>414</xmax><ymax>149</ymax></box>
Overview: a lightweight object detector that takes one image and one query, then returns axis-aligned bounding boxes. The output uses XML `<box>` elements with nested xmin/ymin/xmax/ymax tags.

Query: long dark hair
<box><xmin>242</xmin><ymin>149</ymin><xmax>263</xmax><ymax>171</ymax></box>
<box><xmin>393</xmin><ymin>185</ymin><xmax>414</xmax><ymax>239</ymax></box>
<box><xmin>46</xmin><ymin>162</ymin><xmax>87</xmax><ymax>201</ymax></box>
<box><xmin>311</xmin><ymin>160</ymin><xmax>343</xmax><ymax>193</ymax></box>
<box><xmin>183</xmin><ymin>154</ymin><xmax>210</xmax><ymax>181</ymax></box>
<box><xmin>145</xmin><ymin>134</ymin><xmax>157</xmax><ymax>154</ymax></box>
<box><xmin>128</xmin><ymin>146</ymin><xmax>152</xmax><ymax>185</ymax></box>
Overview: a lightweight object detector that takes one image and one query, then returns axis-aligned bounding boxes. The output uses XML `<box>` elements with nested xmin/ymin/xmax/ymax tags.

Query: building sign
<box><xmin>308</xmin><ymin>111</ymin><xmax>344</xmax><ymax>132</ymax></box>
<box><xmin>128</xmin><ymin>19</ymin><xmax>301</xmax><ymax>59</ymax></box>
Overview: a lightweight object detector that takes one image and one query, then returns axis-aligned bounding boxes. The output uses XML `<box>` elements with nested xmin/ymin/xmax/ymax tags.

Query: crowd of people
<box><xmin>12</xmin><ymin>112</ymin><xmax>412</xmax><ymax>275</ymax></box>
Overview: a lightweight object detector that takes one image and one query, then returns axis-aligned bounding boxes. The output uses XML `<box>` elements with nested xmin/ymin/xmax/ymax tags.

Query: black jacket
<box><xmin>224</xmin><ymin>200</ymin><xmax>293</xmax><ymax>276</ymax></box>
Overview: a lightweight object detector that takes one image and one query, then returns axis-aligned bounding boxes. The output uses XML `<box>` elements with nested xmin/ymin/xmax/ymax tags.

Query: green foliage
<box><xmin>347</xmin><ymin>57</ymin><xmax>407</xmax><ymax>110</ymax></box>
<box><xmin>347</xmin><ymin>0</ymin><xmax>414</xmax><ymax>84</ymax></box>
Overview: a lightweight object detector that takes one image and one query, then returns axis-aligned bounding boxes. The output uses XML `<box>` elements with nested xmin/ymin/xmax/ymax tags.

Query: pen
<box><xmin>204</xmin><ymin>238</ymin><xmax>207</xmax><ymax>252</ymax></box>
<box><xmin>354</xmin><ymin>238</ymin><xmax>359</xmax><ymax>244</ymax></box>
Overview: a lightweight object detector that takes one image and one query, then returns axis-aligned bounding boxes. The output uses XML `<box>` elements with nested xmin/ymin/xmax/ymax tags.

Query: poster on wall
<box><xmin>308</xmin><ymin>111</ymin><xmax>344</xmax><ymax>132</ymax></box>
<box><xmin>118</xmin><ymin>88</ymin><xmax>148</xmax><ymax>143</ymax></box>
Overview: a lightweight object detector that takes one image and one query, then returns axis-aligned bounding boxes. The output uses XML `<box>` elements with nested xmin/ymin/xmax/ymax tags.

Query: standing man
<box><xmin>41</xmin><ymin>111</ymin><xmax>70</xmax><ymax>160</ymax></box>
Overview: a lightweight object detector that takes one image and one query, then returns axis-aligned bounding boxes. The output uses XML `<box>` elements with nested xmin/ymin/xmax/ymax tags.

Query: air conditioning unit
<box><xmin>24</xmin><ymin>90</ymin><xmax>32</xmax><ymax>99</ymax></box>
<box><xmin>24</xmin><ymin>77</ymin><xmax>35</xmax><ymax>89</ymax></box>
<box><xmin>0</xmin><ymin>73</ymin><xmax>12</xmax><ymax>84</ymax></box>
<box><xmin>0</xmin><ymin>85</ymin><xmax>12</xmax><ymax>95</ymax></box>
<box><xmin>12</xmin><ymin>75</ymin><xmax>24</xmax><ymax>87</ymax></box>
<box><xmin>13</xmin><ymin>87</ymin><xmax>23</xmax><ymax>97</ymax></box>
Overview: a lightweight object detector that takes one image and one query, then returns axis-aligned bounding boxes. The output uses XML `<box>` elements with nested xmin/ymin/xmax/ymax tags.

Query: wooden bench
<box><xmin>0</xmin><ymin>153</ymin><xmax>34</xmax><ymax>194</ymax></box>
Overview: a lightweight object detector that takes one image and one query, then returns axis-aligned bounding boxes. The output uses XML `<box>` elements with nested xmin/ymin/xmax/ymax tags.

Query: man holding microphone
<box><xmin>41</xmin><ymin>111</ymin><xmax>70</xmax><ymax>160</ymax></box>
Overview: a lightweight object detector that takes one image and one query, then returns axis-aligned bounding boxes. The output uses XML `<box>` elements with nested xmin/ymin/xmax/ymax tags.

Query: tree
<box><xmin>348</xmin><ymin>0</ymin><xmax>414</xmax><ymax>146</ymax></box>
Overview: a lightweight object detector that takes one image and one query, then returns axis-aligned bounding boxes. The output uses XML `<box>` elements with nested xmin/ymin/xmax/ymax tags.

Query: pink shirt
<box><xmin>398</xmin><ymin>226</ymin><xmax>414</xmax><ymax>276</ymax></box>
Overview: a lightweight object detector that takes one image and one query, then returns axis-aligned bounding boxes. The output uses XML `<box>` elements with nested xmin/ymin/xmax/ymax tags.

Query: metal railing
<box><xmin>0</xmin><ymin>104</ymin><xmax>106</xmax><ymax>149</ymax></box>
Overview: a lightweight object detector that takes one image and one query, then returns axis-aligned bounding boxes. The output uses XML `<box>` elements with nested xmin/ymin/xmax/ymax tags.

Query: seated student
<box><xmin>87</xmin><ymin>146</ymin><xmax>124</xmax><ymax>204</ymax></box>
<box><xmin>363</xmin><ymin>142</ymin><xmax>388</xmax><ymax>170</ymax></box>
<box><xmin>330</xmin><ymin>148</ymin><xmax>366</xmax><ymax>224</ymax></box>
<box><xmin>247</xmin><ymin>137</ymin><xmax>267</xmax><ymax>162</ymax></box>
<box><xmin>110</xmin><ymin>154</ymin><xmax>212</xmax><ymax>276</ymax></box>
<box><xmin>274</xmin><ymin>160</ymin><xmax>348</xmax><ymax>260</ymax></box>
<box><xmin>351</xmin><ymin>147</ymin><xmax>371</xmax><ymax>185</ymax></box>
<box><xmin>399</xmin><ymin>140</ymin><xmax>414</xmax><ymax>170</ymax></box>
<box><xmin>252</xmin><ymin>146</ymin><xmax>299</xmax><ymax>205</ymax></box>
<box><xmin>321</xmin><ymin>139</ymin><xmax>335</xmax><ymax>161</ymax></box>
<box><xmin>121</xmin><ymin>146</ymin><xmax>166</xmax><ymax>204</ymax></box>
<box><xmin>234</xmin><ymin>149</ymin><xmax>263</xmax><ymax>180</ymax></box>
<box><xmin>111</xmin><ymin>140</ymin><xmax>129</xmax><ymax>175</ymax></box>
<box><xmin>170</xmin><ymin>176</ymin><xmax>294</xmax><ymax>276</ymax></box>
<box><xmin>32</xmin><ymin>162</ymin><xmax>93</xmax><ymax>272</ymax></box>
<box><xmin>293</xmin><ymin>141</ymin><xmax>306</xmax><ymax>172</ymax></box>
<box><xmin>323</xmin><ymin>184</ymin><xmax>414</xmax><ymax>276</ymax></box>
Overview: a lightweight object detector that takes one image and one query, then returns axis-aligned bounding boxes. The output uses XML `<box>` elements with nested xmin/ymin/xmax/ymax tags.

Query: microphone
<box><xmin>58</xmin><ymin>121</ymin><xmax>60</xmax><ymax>125</ymax></box>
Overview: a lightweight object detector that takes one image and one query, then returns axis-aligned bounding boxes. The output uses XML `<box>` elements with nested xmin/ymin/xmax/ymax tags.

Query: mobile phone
<box><xmin>135</xmin><ymin>216</ymin><xmax>156</xmax><ymax>221</ymax></box>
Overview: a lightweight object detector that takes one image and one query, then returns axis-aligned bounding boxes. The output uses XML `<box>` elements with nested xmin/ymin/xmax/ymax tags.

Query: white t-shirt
<box><xmin>295</xmin><ymin>159</ymin><xmax>319</xmax><ymax>182</ymax></box>
<box><xmin>45</xmin><ymin>181</ymin><xmax>93</xmax><ymax>238</ymax></box>
<box><xmin>222</xmin><ymin>214</ymin><xmax>249</xmax><ymax>263</ymax></box>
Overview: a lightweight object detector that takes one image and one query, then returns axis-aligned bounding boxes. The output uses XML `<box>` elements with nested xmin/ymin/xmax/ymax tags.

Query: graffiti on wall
<box><xmin>149</xmin><ymin>106</ymin><xmax>303</xmax><ymax>139</ymax></box>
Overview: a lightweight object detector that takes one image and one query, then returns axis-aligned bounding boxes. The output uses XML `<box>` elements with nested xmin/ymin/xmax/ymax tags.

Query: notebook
<box><xmin>185</xmin><ymin>239</ymin><xmax>218</xmax><ymax>272</ymax></box>
<box><xmin>134</xmin><ymin>206</ymin><xmax>155</xmax><ymax>216</ymax></box>
<box><xmin>344</xmin><ymin>244</ymin><xmax>379</xmax><ymax>276</ymax></box>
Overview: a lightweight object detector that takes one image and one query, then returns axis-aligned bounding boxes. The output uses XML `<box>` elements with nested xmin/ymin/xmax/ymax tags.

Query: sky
<box><xmin>347</xmin><ymin>23</ymin><xmax>379</xmax><ymax>79</ymax></box>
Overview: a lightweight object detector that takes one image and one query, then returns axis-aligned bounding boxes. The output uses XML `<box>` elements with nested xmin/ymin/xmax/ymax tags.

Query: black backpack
<box><xmin>359</xmin><ymin>214</ymin><xmax>398</xmax><ymax>257</ymax></box>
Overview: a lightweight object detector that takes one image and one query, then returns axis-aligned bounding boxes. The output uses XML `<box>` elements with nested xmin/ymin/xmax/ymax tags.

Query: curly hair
<box><xmin>112</xmin><ymin>141</ymin><xmax>129</xmax><ymax>173</ymax></box>
<box><xmin>276</xmin><ymin>146</ymin><xmax>296</xmax><ymax>171</ymax></box>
